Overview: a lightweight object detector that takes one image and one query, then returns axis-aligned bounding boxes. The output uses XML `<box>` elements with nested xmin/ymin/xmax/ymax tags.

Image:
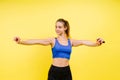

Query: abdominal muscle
<box><xmin>52</xmin><ymin>58</ymin><xmax>69</xmax><ymax>67</ymax></box>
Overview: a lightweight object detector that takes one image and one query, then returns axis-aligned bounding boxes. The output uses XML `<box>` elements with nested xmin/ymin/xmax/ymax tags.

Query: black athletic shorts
<box><xmin>48</xmin><ymin>64</ymin><xmax>72</xmax><ymax>80</ymax></box>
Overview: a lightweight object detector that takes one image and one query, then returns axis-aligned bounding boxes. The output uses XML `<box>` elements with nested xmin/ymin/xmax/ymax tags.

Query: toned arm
<box><xmin>71</xmin><ymin>38</ymin><xmax>105</xmax><ymax>47</ymax></box>
<box><xmin>14</xmin><ymin>37</ymin><xmax>54</xmax><ymax>46</ymax></box>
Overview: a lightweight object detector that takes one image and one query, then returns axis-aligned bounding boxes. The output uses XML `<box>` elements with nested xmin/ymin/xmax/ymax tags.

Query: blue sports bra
<box><xmin>52</xmin><ymin>38</ymin><xmax>72</xmax><ymax>60</ymax></box>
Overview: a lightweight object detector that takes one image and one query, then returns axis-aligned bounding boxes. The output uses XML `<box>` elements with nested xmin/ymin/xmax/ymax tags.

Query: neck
<box><xmin>58</xmin><ymin>33</ymin><xmax>68</xmax><ymax>40</ymax></box>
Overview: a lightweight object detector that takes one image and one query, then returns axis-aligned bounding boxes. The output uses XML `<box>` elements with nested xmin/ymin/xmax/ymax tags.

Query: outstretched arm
<box><xmin>14</xmin><ymin>37</ymin><xmax>54</xmax><ymax>46</ymax></box>
<box><xmin>71</xmin><ymin>38</ymin><xmax>105</xmax><ymax>47</ymax></box>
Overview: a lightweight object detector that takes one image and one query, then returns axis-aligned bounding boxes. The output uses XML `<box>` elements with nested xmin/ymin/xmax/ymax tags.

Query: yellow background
<box><xmin>0</xmin><ymin>0</ymin><xmax>120</xmax><ymax>80</ymax></box>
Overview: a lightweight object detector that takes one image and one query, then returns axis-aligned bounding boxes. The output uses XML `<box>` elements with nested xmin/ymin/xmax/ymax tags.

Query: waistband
<box><xmin>51</xmin><ymin>64</ymin><xmax>70</xmax><ymax>69</ymax></box>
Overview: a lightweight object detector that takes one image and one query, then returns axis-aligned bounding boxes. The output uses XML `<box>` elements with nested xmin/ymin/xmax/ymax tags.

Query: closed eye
<box><xmin>55</xmin><ymin>26</ymin><xmax>62</xmax><ymax>29</ymax></box>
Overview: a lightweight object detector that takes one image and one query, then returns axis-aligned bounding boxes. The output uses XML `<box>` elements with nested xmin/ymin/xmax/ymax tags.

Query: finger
<box><xmin>97</xmin><ymin>38</ymin><xmax>105</xmax><ymax>44</ymax></box>
<box><xmin>99</xmin><ymin>40</ymin><xmax>105</xmax><ymax>44</ymax></box>
<box><xmin>97</xmin><ymin>38</ymin><xmax>100</xmax><ymax>41</ymax></box>
<box><xmin>99</xmin><ymin>40</ymin><xmax>102</xmax><ymax>44</ymax></box>
<box><xmin>97</xmin><ymin>39</ymin><xmax>102</xmax><ymax>43</ymax></box>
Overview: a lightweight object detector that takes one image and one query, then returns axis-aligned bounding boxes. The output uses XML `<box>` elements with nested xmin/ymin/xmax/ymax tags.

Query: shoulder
<box><xmin>47</xmin><ymin>37</ymin><xmax>56</xmax><ymax>43</ymax></box>
<box><xmin>68</xmin><ymin>38</ymin><xmax>74</xmax><ymax>46</ymax></box>
<box><xmin>68</xmin><ymin>38</ymin><xmax>74</xmax><ymax>42</ymax></box>
<box><xmin>46</xmin><ymin>37</ymin><xmax>56</xmax><ymax>47</ymax></box>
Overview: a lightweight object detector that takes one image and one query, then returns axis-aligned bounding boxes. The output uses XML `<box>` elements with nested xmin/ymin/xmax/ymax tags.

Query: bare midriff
<box><xmin>52</xmin><ymin>58</ymin><xmax>69</xmax><ymax>67</ymax></box>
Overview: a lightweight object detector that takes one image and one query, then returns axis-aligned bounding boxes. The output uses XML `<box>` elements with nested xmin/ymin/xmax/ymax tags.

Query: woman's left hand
<box><xmin>96</xmin><ymin>38</ymin><xmax>105</xmax><ymax>45</ymax></box>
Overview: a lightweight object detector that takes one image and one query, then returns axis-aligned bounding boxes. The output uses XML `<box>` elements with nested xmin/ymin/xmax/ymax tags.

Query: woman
<box><xmin>14</xmin><ymin>18</ymin><xmax>105</xmax><ymax>80</ymax></box>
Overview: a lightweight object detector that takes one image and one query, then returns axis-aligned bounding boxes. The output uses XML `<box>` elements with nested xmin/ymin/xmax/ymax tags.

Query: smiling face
<box><xmin>55</xmin><ymin>21</ymin><xmax>67</xmax><ymax>36</ymax></box>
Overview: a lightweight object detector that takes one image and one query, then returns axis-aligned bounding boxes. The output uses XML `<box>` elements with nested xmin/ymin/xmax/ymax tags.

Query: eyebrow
<box><xmin>56</xmin><ymin>26</ymin><xmax>62</xmax><ymax>27</ymax></box>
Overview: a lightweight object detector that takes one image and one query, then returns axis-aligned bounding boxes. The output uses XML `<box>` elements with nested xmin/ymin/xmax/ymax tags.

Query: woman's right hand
<box><xmin>14</xmin><ymin>37</ymin><xmax>21</xmax><ymax>44</ymax></box>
